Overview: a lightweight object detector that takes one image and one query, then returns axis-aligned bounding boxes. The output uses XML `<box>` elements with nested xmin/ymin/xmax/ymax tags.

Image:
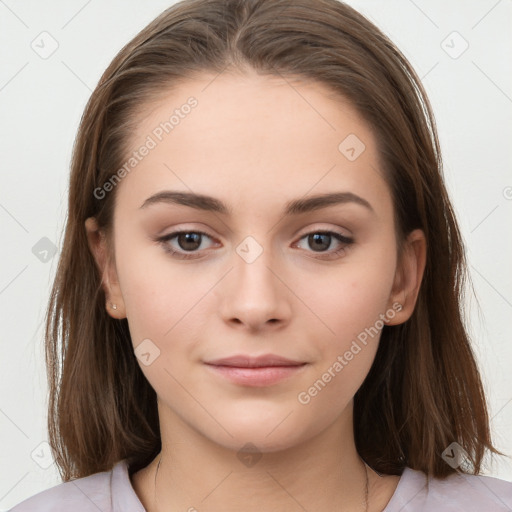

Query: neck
<box><xmin>132</xmin><ymin>400</ymin><xmax>377</xmax><ymax>512</ymax></box>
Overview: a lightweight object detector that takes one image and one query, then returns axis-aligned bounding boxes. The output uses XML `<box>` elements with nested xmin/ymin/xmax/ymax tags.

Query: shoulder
<box><xmin>8</xmin><ymin>460</ymin><xmax>139</xmax><ymax>512</ymax></box>
<box><xmin>386</xmin><ymin>466</ymin><xmax>512</xmax><ymax>511</ymax></box>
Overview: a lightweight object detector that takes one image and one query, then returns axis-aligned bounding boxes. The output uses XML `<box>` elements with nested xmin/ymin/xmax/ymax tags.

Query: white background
<box><xmin>1</xmin><ymin>0</ymin><xmax>511</xmax><ymax>509</ymax></box>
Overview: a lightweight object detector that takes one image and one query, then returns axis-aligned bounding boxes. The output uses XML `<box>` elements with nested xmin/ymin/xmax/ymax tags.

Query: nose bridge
<box><xmin>218</xmin><ymin>233</ymin><xmax>292</xmax><ymax>329</ymax></box>
<box><xmin>233</xmin><ymin>233</ymin><xmax>280</xmax><ymax>301</ymax></box>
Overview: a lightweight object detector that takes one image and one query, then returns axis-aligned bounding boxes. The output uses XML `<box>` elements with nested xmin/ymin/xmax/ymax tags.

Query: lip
<box><xmin>204</xmin><ymin>354</ymin><xmax>308</xmax><ymax>387</ymax></box>
<box><xmin>204</xmin><ymin>354</ymin><xmax>306</xmax><ymax>368</ymax></box>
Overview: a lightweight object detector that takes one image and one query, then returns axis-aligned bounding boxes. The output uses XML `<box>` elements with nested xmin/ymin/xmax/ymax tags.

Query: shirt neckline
<box><xmin>381</xmin><ymin>466</ymin><xmax>426</xmax><ymax>511</ymax></box>
<box><xmin>112</xmin><ymin>459</ymin><xmax>146</xmax><ymax>511</ymax></box>
<box><xmin>111</xmin><ymin>459</ymin><xmax>419</xmax><ymax>512</ymax></box>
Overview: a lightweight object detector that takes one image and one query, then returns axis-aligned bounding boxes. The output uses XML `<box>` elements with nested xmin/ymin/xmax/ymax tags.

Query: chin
<box><xmin>203</xmin><ymin>417</ymin><xmax>316</xmax><ymax>454</ymax></box>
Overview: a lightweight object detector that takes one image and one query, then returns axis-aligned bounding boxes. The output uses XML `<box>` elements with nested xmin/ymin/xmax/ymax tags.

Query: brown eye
<box><xmin>175</xmin><ymin>232</ymin><xmax>202</xmax><ymax>251</ymax></box>
<box><xmin>307</xmin><ymin>233</ymin><xmax>332</xmax><ymax>252</ymax></box>
<box><xmin>157</xmin><ymin>230</ymin><xmax>217</xmax><ymax>260</ymax></box>
<box><xmin>295</xmin><ymin>230</ymin><xmax>354</xmax><ymax>260</ymax></box>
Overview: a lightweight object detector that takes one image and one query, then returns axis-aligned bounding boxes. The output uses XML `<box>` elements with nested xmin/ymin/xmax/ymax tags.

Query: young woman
<box><xmin>10</xmin><ymin>0</ymin><xmax>512</xmax><ymax>510</ymax></box>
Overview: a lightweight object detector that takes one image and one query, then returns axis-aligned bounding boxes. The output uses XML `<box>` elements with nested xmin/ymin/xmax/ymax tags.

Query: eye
<box><xmin>156</xmin><ymin>229</ymin><xmax>354</xmax><ymax>261</ymax></box>
<box><xmin>157</xmin><ymin>230</ymin><xmax>218</xmax><ymax>260</ymax></box>
<box><xmin>294</xmin><ymin>230</ymin><xmax>354</xmax><ymax>259</ymax></box>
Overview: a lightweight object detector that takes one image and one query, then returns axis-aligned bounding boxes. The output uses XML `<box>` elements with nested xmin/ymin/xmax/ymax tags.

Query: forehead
<box><xmin>114</xmin><ymin>71</ymin><xmax>391</xmax><ymax>218</ymax></box>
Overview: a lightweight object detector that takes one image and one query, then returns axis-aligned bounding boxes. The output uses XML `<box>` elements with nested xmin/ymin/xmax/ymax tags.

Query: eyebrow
<box><xmin>139</xmin><ymin>190</ymin><xmax>375</xmax><ymax>216</ymax></box>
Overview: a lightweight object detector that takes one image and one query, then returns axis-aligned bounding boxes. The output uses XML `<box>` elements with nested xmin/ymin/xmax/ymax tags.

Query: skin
<box><xmin>86</xmin><ymin>69</ymin><xmax>426</xmax><ymax>512</ymax></box>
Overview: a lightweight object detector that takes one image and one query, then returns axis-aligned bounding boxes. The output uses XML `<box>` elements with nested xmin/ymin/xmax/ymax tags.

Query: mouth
<box><xmin>203</xmin><ymin>354</ymin><xmax>308</xmax><ymax>387</ymax></box>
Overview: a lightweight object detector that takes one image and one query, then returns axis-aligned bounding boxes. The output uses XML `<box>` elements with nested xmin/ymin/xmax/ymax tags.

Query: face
<box><xmin>87</xmin><ymin>70</ymin><xmax>424</xmax><ymax>453</ymax></box>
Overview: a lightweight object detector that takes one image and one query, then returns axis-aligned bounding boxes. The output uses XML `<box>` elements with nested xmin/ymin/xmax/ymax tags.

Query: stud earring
<box><xmin>111</xmin><ymin>303</ymin><xmax>117</xmax><ymax>310</ymax></box>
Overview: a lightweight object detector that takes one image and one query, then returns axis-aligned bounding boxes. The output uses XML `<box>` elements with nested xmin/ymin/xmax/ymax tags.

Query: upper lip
<box><xmin>204</xmin><ymin>354</ymin><xmax>306</xmax><ymax>368</ymax></box>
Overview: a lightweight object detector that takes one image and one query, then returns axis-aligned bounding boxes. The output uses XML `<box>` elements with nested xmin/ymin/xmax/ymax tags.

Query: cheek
<box><xmin>291</xmin><ymin>236</ymin><xmax>397</xmax><ymax>407</ymax></box>
<box><xmin>115</xmin><ymin>237</ymin><xmax>211</xmax><ymax>345</ymax></box>
<box><xmin>294</xmin><ymin>268</ymin><xmax>394</xmax><ymax>422</ymax></box>
<box><xmin>115</xmin><ymin>245</ymin><xmax>212</xmax><ymax>397</ymax></box>
<box><xmin>295</xmin><ymin>240</ymin><xmax>397</xmax><ymax>344</ymax></box>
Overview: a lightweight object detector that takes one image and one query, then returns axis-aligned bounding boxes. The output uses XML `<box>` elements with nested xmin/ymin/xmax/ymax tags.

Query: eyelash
<box><xmin>156</xmin><ymin>229</ymin><xmax>354</xmax><ymax>260</ymax></box>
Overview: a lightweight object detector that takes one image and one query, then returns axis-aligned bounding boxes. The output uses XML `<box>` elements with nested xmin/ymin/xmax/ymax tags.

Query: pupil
<box><xmin>310</xmin><ymin>233</ymin><xmax>330</xmax><ymax>252</ymax></box>
<box><xmin>179</xmin><ymin>232</ymin><xmax>201</xmax><ymax>250</ymax></box>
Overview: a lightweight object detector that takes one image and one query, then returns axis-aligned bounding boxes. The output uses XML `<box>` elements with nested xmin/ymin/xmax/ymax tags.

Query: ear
<box><xmin>386</xmin><ymin>228</ymin><xmax>427</xmax><ymax>326</ymax></box>
<box><xmin>85</xmin><ymin>217</ymin><xmax>126</xmax><ymax>319</ymax></box>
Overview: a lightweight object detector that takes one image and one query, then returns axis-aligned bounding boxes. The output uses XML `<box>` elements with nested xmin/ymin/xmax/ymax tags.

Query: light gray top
<box><xmin>9</xmin><ymin>459</ymin><xmax>512</xmax><ymax>511</ymax></box>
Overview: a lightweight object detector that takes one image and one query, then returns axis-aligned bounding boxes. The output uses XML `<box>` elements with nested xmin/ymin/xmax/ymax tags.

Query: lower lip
<box><xmin>204</xmin><ymin>364</ymin><xmax>308</xmax><ymax>387</ymax></box>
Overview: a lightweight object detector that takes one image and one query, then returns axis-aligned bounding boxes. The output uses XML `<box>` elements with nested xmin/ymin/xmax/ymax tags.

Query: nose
<box><xmin>217</xmin><ymin>242</ymin><xmax>292</xmax><ymax>332</ymax></box>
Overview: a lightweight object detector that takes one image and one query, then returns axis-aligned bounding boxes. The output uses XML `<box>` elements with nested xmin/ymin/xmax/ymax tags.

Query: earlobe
<box><xmin>84</xmin><ymin>216</ymin><xmax>126</xmax><ymax>319</ymax></box>
<box><xmin>386</xmin><ymin>229</ymin><xmax>427</xmax><ymax>326</ymax></box>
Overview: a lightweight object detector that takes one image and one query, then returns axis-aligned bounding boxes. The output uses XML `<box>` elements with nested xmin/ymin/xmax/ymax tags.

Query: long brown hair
<box><xmin>45</xmin><ymin>0</ymin><xmax>505</xmax><ymax>481</ymax></box>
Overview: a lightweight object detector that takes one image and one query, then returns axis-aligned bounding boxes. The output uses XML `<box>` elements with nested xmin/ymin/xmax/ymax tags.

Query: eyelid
<box><xmin>294</xmin><ymin>223</ymin><xmax>353</xmax><ymax>239</ymax></box>
<box><xmin>157</xmin><ymin>223</ymin><xmax>352</xmax><ymax>244</ymax></box>
<box><xmin>157</xmin><ymin>229</ymin><xmax>219</xmax><ymax>248</ymax></box>
<box><xmin>155</xmin><ymin>222</ymin><xmax>216</xmax><ymax>237</ymax></box>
